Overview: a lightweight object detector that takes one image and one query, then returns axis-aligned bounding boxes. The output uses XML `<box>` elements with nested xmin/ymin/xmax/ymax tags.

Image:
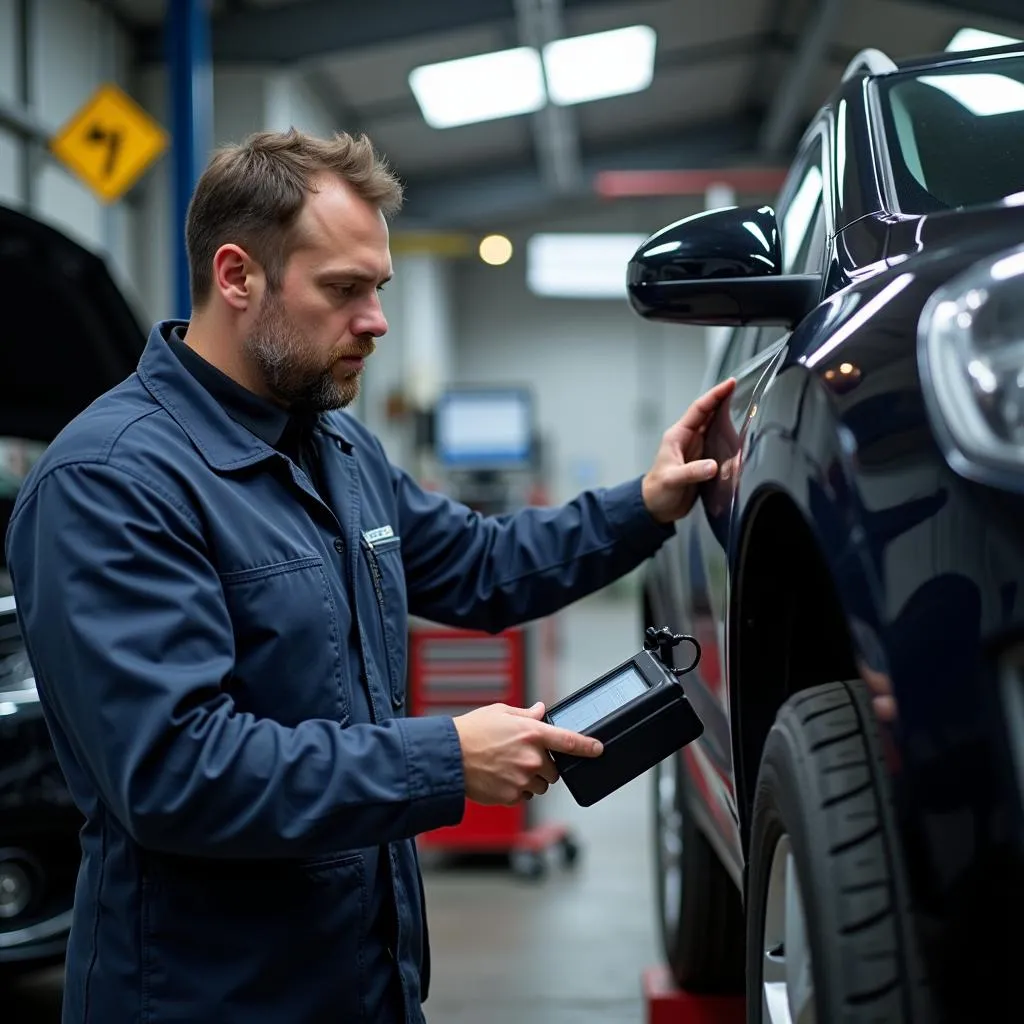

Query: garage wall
<box><xmin>0</xmin><ymin>0</ymin><xmax>20</xmax><ymax>206</ymax></box>
<box><xmin>450</xmin><ymin>195</ymin><xmax>710</xmax><ymax>505</ymax></box>
<box><xmin>265</xmin><ymin>71</ymin><xmax>337</xmax><ymax>139</ymax></box>
<box><xmin>0</xmin><ymin>0</ymin><xmax>136</xmax><ymax>289</ymax></box>
<box><xmin>133</xmin><ymin>65</ymin><xmax>340</xmax><ymax>325</ymax></box>
<box><xmin>452</xmin><ymin>202</ymin><xmax>711</xmax><ymax>506</ymax></box>
<box><xmin>0</xmin><ymin>131</ymin><xmax>18</xmax><ymax>208</ymax></box>
<box><xmin>453</xmin><ymin>263</ymin><xmax>709</xmax><ymax>505</ymax></box>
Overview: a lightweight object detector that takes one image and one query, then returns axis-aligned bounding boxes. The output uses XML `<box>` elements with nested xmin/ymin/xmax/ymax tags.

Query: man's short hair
<box><xmin>185</xmin><ymin>128</ymin><xmax>404</xmax><ymax>308</ymax></box>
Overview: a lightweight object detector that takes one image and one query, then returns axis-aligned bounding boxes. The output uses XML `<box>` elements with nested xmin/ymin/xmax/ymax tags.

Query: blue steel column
<box><xmin>166</xmin><ymin>0</ymin><xmax>213</xmax><ymax>320</ymax></box>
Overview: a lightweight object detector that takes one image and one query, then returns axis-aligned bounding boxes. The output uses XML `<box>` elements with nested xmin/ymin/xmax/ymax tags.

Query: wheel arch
<box><xmin>729</xmin><ymin>486</ymin><xmax>861</xmax><ymax>858</ymax></box>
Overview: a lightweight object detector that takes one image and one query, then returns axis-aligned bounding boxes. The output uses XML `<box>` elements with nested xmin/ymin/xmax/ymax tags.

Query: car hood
<box><xmin>885</xmin><ymin>200</ymin><xmax>1024</xmax><ymax>270</ymax></box>
<box><xmin>0</xmin><ymin>594</ymin><xmax>37</xmax><ymax>709</ymax></box>
<box><xmin>0</xmin><ymin>204</ymin><xmax>146</xmax><ymax>443</ymax></box>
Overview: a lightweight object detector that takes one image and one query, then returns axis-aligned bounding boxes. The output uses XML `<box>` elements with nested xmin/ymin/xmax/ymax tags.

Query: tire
<box><xmin>745</xmin><ymin>680</ymin><xmax>930</xmax><ymax>1024</ymax></box>
<box><xmin>653</xmin><ymin>748</ymin><xmax>745</xmax><ymax>993</ymax></box>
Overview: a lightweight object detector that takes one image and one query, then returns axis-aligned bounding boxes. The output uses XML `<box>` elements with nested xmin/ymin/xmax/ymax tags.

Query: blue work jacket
<box><xmin>6</xmin><ymin>324</ymin><xmax>675</xmax><ymax>1023</ymax></box>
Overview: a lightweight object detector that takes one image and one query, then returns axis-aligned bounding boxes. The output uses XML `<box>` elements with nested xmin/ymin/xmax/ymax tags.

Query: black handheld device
<box><xmin>543</xmin><ymin>626</ymin><xmax>705</xmax><ymax>807</ymax></box>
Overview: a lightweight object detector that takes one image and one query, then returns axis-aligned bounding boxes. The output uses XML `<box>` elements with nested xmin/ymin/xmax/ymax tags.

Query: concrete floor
<box><xmin>5</xmin><ymin>596</ymin><xmax>660</xmax><ymax>1022</ymax></box>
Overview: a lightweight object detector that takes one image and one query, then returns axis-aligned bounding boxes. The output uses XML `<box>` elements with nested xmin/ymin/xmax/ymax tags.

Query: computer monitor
<box><xmin>434</xmin><ymin>388</ymin><xmax>534</xmax><ymax>470</ymax></box>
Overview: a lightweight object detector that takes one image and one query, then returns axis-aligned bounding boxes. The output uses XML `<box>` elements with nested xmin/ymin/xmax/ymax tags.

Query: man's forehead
<box><xmin>293</xmin><ymin>179</ymin><xmax>392</xmax><ymax>276</ymax></box>
<box><xmin>301</xmin><ymin>175</ymin><xmax>388</xmax><ymax>238</ymax></box>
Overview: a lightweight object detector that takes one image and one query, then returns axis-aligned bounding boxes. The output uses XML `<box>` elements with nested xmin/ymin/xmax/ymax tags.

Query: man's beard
<box><xmin>243</xmin><ymin>291</ymin><xmax>371</xmax><ymax>412</ymax></box>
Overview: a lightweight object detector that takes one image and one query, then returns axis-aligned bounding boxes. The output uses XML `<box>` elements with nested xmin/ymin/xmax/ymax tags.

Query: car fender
<box><xmin>736</xmin><ymin>365</ymin><xmax>886</xmax><ymax>627</ymax></box>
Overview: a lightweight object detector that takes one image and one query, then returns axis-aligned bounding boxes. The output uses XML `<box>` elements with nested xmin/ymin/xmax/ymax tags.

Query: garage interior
<box><xmin>3</xmin><ymin>1</ymin><xmax>1024</xmax><ymax>1022</ymax></box>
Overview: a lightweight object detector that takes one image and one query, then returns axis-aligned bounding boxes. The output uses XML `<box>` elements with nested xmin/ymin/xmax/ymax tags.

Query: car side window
<box><xmin>780</xmin><ymin>136</ymin><xmax>825</xmax><ymax>275</ymax></box>
<box><xmin>751</xmin><ymin>135</ymin><xmax>827</xmax><ymax>356</ymax></box>
<box><xmin>717</xmin><ymin>326</ymin><xmax>759</xmax><ymax>378</ymax></box>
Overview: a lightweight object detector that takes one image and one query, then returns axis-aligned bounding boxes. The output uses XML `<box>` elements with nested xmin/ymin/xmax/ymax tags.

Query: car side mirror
<box><xmin>626</xmin><ymin>205</ymin><xmax>822</xmax><ymax>328</ymax></box>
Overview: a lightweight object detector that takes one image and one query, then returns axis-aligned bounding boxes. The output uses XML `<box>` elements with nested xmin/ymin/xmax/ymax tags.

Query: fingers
<box><xmin>537</xmin><ymin>722</ymin><xmax>603</xmax><ymax>758</ymax></box>
<box><xmin>872</xmin><ymin>695</ymin><xmax>898</xmax><ymax>722</ymax></box>
<box><xmin>506</xmin><ymin>701</ymin><xmax>546</xmax><ymax>720</ymax></box>
<box><xmin>524</xmin><ymin>775</ymin><xmax>550</xmax><ymax>797</ymax></box>
<box><xmin>673</xmin><ymin>377</ymin><xmax>736</xmax><ymax>436</ymax></box>
<box><xmin>665</xmin><ymin>459</ymin><xmax>719</xmax><ymax>485</ymax></box>
<box><xmin>536</xmin><ymin>753</ymin><xmax>559</xmax><ymax>785</ymax></box>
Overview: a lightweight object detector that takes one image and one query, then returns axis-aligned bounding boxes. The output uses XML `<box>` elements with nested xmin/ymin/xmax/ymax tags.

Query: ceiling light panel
<box><xmin>409</xmin><ymin>47</ymin><xmax>546</xmax><ymax>129</ymax></box>
<box><xmin>543</xmin><ymin>25</ymin><xmax>657</xmax><ymax>106</ymax></box>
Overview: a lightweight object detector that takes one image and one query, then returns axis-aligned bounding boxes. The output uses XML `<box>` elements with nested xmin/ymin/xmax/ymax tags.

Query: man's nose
<box><xmin>357</xmin><ymin>296</ymin><xmax>388</xmax><ymax>338</ymax></box>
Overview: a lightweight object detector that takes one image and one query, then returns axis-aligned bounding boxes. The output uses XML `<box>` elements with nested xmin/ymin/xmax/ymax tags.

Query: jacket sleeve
<box><xmin>388</xmin><ymin>459</ymin><xmax>676</xmax><ymax>634</ymax></box>
<box><xmin>5</xmin><ymin>460</ymin><xmax>465</xmax><ymax>860</ymax></box>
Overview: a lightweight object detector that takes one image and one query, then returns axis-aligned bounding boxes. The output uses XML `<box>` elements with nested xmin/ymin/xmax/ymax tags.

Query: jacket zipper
<box><xmin>365</xmin><ymin>542</ymin><xmax>385</xmax><ymax>606</ymax></box>
<box><xmin>361</xmin><ymin>536</ymin><xmax>401</xmax><ymax>706</ymax></box>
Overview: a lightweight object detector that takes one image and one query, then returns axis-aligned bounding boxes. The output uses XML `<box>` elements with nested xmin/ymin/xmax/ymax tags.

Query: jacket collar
<box><xmin>136</xmin><ymin>320</ymin><xmax>352</xmax><ymax>470</ymax></box>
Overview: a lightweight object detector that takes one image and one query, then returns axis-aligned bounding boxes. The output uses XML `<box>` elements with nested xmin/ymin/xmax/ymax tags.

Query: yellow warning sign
<box><xmin>50</xmin><ymin>84</ymin><xmax>169</xmax><ymax>203</ymax></box>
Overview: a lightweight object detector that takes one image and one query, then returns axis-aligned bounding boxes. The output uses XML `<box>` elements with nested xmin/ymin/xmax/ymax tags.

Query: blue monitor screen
<box><xmin>435</xmin><ymin>389</ymin><xmax>532</xmax><ymax>468</ymax></box>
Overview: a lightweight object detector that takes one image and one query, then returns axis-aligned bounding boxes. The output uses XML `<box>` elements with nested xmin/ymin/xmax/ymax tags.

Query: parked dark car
<box><xmin>630</xmin><ymin>42</ymin><xmax>1024</xmax><ymax>1023</ymax></box>
<box><xmin>0</xmin><ymin>203</ymin><xmax>144</xmax><ymax>973</ymax></box>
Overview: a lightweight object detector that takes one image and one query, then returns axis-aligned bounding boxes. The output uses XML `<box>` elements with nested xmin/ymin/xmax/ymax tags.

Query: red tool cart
<box><xmin>408</xmin><ymin>617</ymin><xmax>578</xmax><ymax>879</ymax></box>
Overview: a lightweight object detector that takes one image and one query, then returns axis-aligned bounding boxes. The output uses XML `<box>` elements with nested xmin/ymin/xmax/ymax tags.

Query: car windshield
<box><xmin>878</xmin><ymin>54</ymin><xmax>1024</xmax><ymax>213</ymax></box>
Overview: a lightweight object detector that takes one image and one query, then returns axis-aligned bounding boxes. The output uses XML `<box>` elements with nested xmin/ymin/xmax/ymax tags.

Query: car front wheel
<box><xmin>745</xmin><ymin>680</ymin><xmax>929</xmax><ymax>1024</ymax></box>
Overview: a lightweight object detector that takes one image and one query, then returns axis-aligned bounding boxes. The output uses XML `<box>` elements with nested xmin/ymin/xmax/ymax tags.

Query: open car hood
<box><xmin>0</xmin><ymin>205</ymin><xmax>147</xmax><ymax>582</ymax></box>
<box><xmin>0</xmin><ymin>203</ymin><xmax>146</xmax><ymax>443</ymax></box>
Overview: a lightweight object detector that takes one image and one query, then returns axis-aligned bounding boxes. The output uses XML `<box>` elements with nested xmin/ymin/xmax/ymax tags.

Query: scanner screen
<box><xmin>549</xmin><ymin>666</ymin><xmax>647</xmax><ymax>733</ymax></box>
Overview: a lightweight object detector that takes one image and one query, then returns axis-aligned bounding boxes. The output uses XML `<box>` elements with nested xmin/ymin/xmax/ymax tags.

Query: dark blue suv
<box><xmin>629</xmin><ymin>42</ymin><xmax>1024</xmax><ymax>1024</ymax></box>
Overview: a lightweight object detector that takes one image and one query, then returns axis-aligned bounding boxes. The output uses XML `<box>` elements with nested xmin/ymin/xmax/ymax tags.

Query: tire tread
<box><xmin>746</xmin><ymin>681</ymin><xmax>926</xmax><ymax>1023</ymax></box>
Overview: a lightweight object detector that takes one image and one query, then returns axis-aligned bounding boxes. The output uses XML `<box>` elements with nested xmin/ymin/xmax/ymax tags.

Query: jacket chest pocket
<box><xmin>219</xmin><ymin>556</ymin><xmax>350</xmax><ymax>724</ymax></box>
<box><xmin>360</xmin><ymin>535</ymin><xmax>408</xmax><ymax>712</ymax></box>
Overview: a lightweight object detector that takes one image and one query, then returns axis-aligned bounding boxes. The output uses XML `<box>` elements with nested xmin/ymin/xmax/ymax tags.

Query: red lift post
<box><xmin>642</xmin><ymin>966</ymin><xmax>745</xmax><ymax>1024</ymax></box>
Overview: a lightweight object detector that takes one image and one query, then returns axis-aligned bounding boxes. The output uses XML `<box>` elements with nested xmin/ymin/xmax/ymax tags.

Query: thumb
<box><xmin>668</xmin><ymin>459</ymin><xmax>719</xmax><ymax>485</ymax></box>
<box><xmin>506</xmin><ymin>701</ymin><xmax>546</xmax><ymax>720</ymax></box>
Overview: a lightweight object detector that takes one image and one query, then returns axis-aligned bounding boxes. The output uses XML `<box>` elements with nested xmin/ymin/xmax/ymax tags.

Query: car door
<box><xmin>680</xmin><ymin>124</ymin><xmax>831</xmax><ymax>864</ymax></box>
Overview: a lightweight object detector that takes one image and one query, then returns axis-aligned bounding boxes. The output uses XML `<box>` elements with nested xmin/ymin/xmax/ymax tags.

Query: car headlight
<box><xmin>919</xmin><ymin>244</ymin><xmax>1024</xmax><ymax>478</ymax></box>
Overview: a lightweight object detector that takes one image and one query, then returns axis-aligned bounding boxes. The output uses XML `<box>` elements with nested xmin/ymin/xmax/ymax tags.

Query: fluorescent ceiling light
<box><xmin>920</xmin><ymin>73</ymin><xmax>1024</xmax><ymax>116</ymax></box>
<box><xmin>409</xmin><ymin>47</ymin><xmax>545</xmax><ymax>129</ymax></box>
<box><xmin>526</xmin><ymin>233</ymin><xmax>647</xmax><ymax>299</ymax></box>
<box><xmin>946</xmin><ymin>28</ymin><xmax>1020</xmax><ymax>52</ymax></box>
<box><xmin>543</xmin><ymin>25</ymin><xmax>657</xmax><ymax>106</ymax></box>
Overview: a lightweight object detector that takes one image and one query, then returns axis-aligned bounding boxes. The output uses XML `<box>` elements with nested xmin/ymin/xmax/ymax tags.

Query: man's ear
<box><xmin>212</xmin><ymin>244</ymin><xmax>261</xmax><ymax>311</ymax></box>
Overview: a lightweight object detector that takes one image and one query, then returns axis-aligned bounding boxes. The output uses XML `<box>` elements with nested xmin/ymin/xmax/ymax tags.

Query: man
<box><xmin>6</xmin><ymin>129</ymin><xmax>736</xmax><ymax>1024</ymax></box>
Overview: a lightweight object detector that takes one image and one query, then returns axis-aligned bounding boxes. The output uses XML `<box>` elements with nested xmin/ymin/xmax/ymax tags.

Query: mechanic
<box><xmin>5</xmin><ymin>128</ymin><xmax>736</xmax><ymax>1024</ymax></box>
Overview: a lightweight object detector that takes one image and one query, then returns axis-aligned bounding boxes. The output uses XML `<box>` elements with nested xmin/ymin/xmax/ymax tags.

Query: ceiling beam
<box><xmin>908</xmin><ymin>0</ymin><xmax>1024</xmax><ymax>23</ymax></box>
<box><xmin>301</xmin><ymin>68</ymin><xmax>365</xmax><ymax>134</ymax></box>
<box><xmin>339</xmin><ymin>33</ymin><xmax>776</xmax><ymax>127</ymax></box>
<box><xmin>514</xmin><ymin>0</ymin><xmax>584</xmax><ymax>196</ymax></box>
<box><xmin>394</xmin><ymin>114</ymin><xmax>763</xmax><ymax>229</ymax></box>
<box><xmin>136</xmin><ymin>0</ymin><xmax>625</xmax><ymax>66</ymax></box>
<box><xmin>758</xmin><ymin>0</ymin><xmax>845</xmax><ymax>158</ymax></box>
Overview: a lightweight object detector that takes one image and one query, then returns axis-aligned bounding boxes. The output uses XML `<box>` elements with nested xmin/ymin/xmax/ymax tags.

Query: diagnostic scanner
<box><xmin>544</xmin><ymin>627</ymin><xmax>705</xmax><ymax>807</ymax></box>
